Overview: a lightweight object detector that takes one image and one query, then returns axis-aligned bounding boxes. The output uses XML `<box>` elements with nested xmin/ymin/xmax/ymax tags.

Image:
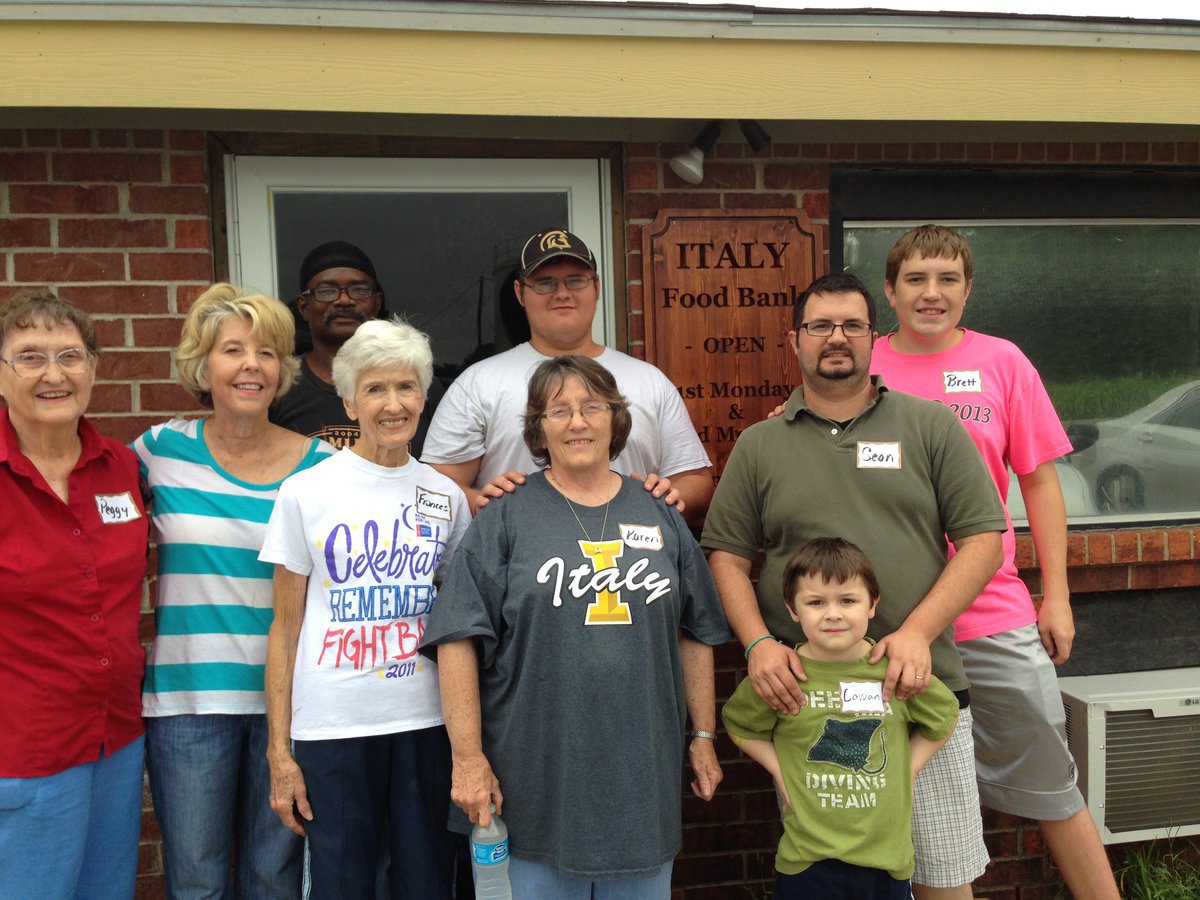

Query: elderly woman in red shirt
<box><xmin>0</xmin><ymin>291</ymin><xmax>149</xmax><ymax>899</ymax></box>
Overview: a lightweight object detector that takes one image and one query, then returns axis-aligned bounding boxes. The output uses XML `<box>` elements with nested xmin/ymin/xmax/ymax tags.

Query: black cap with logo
<box><xmin>518</xmin><ymin>229</ymin><xmax>596</xmax><ymax>278</ymax></box>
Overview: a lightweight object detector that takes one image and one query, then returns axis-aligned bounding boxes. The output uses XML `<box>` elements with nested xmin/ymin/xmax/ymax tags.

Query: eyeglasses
<box><xmin>301</xmin><ymin>283</ymin><xmax>377</xmax><ymax>304</ymax></box>
<box><xmin>0</xmin><ymin>348</ymin><xmax>95</xmax><ymax>378</ymax></box>
<box><xmin>541</xmin><ymin>401</ymin><xmax>611</xmax><ymax>423</ymax></box>
<box><xmin>799</xmin><ymin>321</ymin><xmax>872</xmax><ymax>338</ymax></box>
<box><xmin>525</xmin><ymin>275</ymin><xmax>595</xmax><ymax>295</ymax></box>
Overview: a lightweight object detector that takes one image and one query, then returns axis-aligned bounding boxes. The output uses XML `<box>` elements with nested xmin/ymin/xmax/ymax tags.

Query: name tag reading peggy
<box><xmin>856</xmin><ymin>441</ymin><xmax>901</xmax><ymax>469</ymax></box>
<box><xmin>840</xmin><ymin>681</ymin><xmax>886</xmax><ymax>714</ymax></box>
<box><xmin>95</xmin><ymin>491</ymin><xmax>141</xmax><ymax>524</ymax></box>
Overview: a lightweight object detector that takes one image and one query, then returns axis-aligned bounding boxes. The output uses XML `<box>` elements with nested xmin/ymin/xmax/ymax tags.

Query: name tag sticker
<box><xmin>619</xmin><ymin>523</ymin><xmax>664</xmax><ymax>551</ymax></box>
<box><xmin>840</xmin><ymin>681</ymin><xmax>885</xmax><ymax>714</ymax></box>
<box><xmin>943</xmin><ymin>370</ymin><xmax>983</xmax><ymax>393</ymax></box>
<box><xmin>95</xmin><ymin>491</ymin><xmax>141</xmax><ymax>525</ymax></box>
<box><xmin>415</xmin><ymin>486</ymin><xmax>452</xmax><ymax>521</ymax></box>
<box><xmin>856</xmin><ymin>441</ymin><xmax>901</xmax><ymax>469</ymax></box>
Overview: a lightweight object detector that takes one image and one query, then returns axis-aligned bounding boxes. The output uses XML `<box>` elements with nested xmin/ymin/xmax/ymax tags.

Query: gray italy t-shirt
<box><xmin>422</xmin><ymin>472</ymin><xmax>732</xmax><ymax>879</ymax></box>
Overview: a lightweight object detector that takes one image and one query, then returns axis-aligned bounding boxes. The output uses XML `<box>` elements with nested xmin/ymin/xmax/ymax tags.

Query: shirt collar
<box><xmin>783</xmin><ymin>375</ymin><xmax>891</xmax><ymax>422</ymax></box>
<box><xmin>0</xmin><ymin>408</ymin><xmax>114</xmax><ymax>471</ymax></box>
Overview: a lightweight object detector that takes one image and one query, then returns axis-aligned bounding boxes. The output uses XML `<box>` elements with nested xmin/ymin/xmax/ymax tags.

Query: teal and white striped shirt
<box><xmin>135</xmin><ymin>417</ymin><xmax>333</xmax><ymax>716</ymax></box>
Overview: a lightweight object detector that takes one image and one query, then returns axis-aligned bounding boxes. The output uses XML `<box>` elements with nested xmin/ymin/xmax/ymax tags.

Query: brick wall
<box><xmin>4</xmin><ymin>129</ymin><xmax>1197</xmax><ymax>897</ymax></box>
<box><xmin>0</xmin><ymin>127</ymin><xmax>208</xmax><ymax>899</ymax></box>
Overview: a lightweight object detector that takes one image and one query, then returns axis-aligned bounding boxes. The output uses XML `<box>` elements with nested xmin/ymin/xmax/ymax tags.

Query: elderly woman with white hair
<box><xmin>135</xmin><ymin>283</ymin><xmax>333</xmax><ymax>898</ymax></box>
<box><xmin>261</xmin><ymin>317</ymin><xmax>469</xmax><ymax>899</ymax></box>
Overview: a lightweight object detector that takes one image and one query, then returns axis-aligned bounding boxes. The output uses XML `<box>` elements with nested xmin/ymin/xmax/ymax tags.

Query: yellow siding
<box><xmin>2</xmin><ymin>20</ymin><xmax>1198</xmax><ymax>124</ymax></box>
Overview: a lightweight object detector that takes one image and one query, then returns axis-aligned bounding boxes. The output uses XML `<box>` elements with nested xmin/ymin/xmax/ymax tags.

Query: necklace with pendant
<box><xmin>548</xmin><ymin>469</ymin><xmax>613</xmax><ymax>542</ymax></box>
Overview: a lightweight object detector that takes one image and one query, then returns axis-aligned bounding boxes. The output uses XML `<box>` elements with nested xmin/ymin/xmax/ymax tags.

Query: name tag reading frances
<box><xmin>943</xmin><ymin>370</ymin><xmax>983</xmax><ymax>393</ymax></box>
<box><xmin>619</xmin><ymin>523</ymin><xmax>664</xmax><ymax>551</ymax></box>
<box><xmin>856</xmin><ymin>441</ymin><xmax>901</xmax><ymax>469</ymax></box>
<box><xmin>415</xmin><ymin>486</ymin><xmax>452</xmax><ymax>521</ymax></box>
<box><xmin>840</xmin><ymin>681</ymin><xmax>886</xmax><ymax>714</ymax></box>
<box><xmin>95</xmin><ymin>491</ymin><xmax>141</xmax><ymax>524</ymax></box>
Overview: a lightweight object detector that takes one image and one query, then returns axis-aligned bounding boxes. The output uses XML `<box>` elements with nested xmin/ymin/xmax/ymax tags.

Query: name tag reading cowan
<box><xmin>857</xmin><ymin>441</ymin><xmax>901</xmax><ymax>469</ymax></box>
<box><xmin>840</xmin><ymin>680</ymin><xmax>886</xmax><ymax>714</ymax></box>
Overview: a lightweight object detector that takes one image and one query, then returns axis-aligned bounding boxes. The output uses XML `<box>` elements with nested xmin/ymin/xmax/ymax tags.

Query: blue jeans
<box><xmin>0</xmin><ymin>735</ymin><xmax>144</xmax><ymax>900</ymax></box>
<box><xmin>145</xmin><ymin>714</ymin><xmax>302</xmax><ymax>900</ymax></box>
<box><xmin>507</xmin><ymin>856</ymin><xmax>673</xmax><ymax>899</ymax></box>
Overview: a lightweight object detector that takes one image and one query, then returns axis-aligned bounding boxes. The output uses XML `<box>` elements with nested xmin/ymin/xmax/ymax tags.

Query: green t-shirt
<box><xmin>722</xmin><ymin>645</ymin><xmax>958</xmax><ymax>879</ymax></box>
<box><xmin>702</xmin><ymin>380</ymin><xmax>1006</xmax><ymax>691</ymax></box>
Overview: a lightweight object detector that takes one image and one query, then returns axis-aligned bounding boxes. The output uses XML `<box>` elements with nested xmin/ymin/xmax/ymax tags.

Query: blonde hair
<box><xmin>175</xmin><ymin>283</ymin><xmax>299</xmax><ymax>408</ymax></box>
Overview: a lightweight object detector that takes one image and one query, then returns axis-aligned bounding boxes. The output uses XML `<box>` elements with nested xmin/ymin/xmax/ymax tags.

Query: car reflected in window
<box><xmin>1066</xmin><ymin>380</ymin><xmax>1200</xmax><ymax>514</ymax></box>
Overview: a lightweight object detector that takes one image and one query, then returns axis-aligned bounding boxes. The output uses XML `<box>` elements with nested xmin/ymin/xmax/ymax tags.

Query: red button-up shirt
<box><xmin>0</xmin><ymin>410</ymin><xmax>149</xmax><ymax>777</ymax></box>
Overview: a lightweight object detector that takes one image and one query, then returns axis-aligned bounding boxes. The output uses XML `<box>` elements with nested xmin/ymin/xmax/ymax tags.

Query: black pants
<box><xmin>774</xmin><ymin>859</ymin><xmax>912</xmax><ymax>900</ymax></box>
<box><xmin>294</xmin><ymin>726</ymin><xmax>456</xmax><ymax>899</ymax></box>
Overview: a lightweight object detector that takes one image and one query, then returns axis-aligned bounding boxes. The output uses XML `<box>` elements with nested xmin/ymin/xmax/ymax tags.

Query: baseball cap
<box><xmin>518</xmin><ymin>229</ymin><xmax>596</xmax><ymax>277</ymax></box>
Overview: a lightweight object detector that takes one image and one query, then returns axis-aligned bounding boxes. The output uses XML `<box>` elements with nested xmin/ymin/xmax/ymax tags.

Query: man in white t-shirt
<box><xmin>422</xmin><ymin>228</ymin><xmax>713</xmax><ymax>521</ymax></box>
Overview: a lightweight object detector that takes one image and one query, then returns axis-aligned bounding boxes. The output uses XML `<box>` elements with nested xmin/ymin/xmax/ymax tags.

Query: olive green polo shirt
<box><xmin>701</xmin><ymin>378</ymin><xmax>1006</xmax><ymax>691</ymax></box>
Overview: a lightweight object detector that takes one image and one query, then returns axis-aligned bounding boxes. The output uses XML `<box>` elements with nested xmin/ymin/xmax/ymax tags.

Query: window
<box><xmin>833</xmin><ymin>166</ymin><xmax>1200</xmax><ymax>524</ymax></box>
<box><xmin>225</xmin><ymin>156</ymin><xmax>612</xmax><ymax>379</ymax></box>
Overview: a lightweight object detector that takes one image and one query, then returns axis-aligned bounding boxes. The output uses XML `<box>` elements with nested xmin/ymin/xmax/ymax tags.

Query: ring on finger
<box><xmin>914</xmin><ymin>674</ymin><xmax>925</xmax><ymax>680</ymax></box>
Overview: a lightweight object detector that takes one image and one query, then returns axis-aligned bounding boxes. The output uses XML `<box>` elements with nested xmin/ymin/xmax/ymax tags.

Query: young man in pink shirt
<box><xmin>871</xmin><ymin>225</ymin><xmax>1118</xmax><ymax>899</ymax></box>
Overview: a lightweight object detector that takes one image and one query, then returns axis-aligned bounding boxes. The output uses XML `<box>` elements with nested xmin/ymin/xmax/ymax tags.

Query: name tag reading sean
<box><xmin>840</xmin><ymin>681</ymin><xmax>885</xmax><ymax>714</ymax></box>
<box><xmin>856</xmin><ymin>441</ymin><xmax>901</xmax><ymax>469</ymax></box>
<box><xmin>95</xmin><ymin>492</ymin><xmax>141</xmax><ymax>524</ymax></box>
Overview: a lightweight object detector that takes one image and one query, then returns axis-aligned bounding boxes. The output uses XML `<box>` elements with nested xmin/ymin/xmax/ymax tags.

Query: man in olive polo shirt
<box><xmin>702</xmin><ymin>272</ymin><xmax>1006</xmax><ymax>899</ymax></box>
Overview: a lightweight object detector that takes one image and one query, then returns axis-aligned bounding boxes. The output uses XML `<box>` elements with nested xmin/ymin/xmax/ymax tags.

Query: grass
<box><xmin>1118</xmin><ymin>840</ymin><xmax>1200</xmax><ymax>900</ymax></box>
<box><xmin>1043</xmin><ymin>372</ymin><xmax>1194</xmax><ymax>422</ymax></box>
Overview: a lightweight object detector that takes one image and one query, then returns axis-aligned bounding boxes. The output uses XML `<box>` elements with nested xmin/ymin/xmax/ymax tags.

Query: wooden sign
<box><xmin>642</xmin><ymin>209</ymin><xmax>823</xmax><ymax>475</ymax></box>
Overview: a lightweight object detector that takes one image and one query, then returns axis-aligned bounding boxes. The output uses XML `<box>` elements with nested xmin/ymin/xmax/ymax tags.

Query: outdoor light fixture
<box><xmin>669</xmin><ymin>121</ymin><xmax>723</xmax><ymax>185</ymax></box>
<box><xmin>739</xmin><ymin>119</ymin><xmax>772</xmax><ymax>152</ymax></box>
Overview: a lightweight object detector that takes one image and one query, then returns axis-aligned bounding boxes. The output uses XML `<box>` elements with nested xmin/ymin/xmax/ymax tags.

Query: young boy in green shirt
<box><xmin>722</xmin><ymin>537</ymin><xmax>958</xmax><ymax>899</ymax></box>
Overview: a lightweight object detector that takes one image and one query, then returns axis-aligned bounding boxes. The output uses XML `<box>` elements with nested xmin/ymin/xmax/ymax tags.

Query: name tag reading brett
<box><xmin>415</xmin><ymin>486</ymin><xmax>452</xmax><ymax>521</ymax></box>
<box><xmin>943</xmin><ymin>370</ymin><xmax>982</xmax><ymax>393</ymax></box>
<box><xmin>840</xmin><ymin>681</ymin><xmax>885</xmax><ymax>714</ymax></box>
<box><xmin>95</xmin><ymin>491</ymin><xmax>141</xmax><ymax>524</ymax></box>
<box><xmin>619</xmin><ymin>523</ymin><xmax>664</xmax><ymax>551</ymax></box>
<box><xmin>856</xmin><ymin>441</ymin><xmax>901</xmax><ymax>469</ymax></box>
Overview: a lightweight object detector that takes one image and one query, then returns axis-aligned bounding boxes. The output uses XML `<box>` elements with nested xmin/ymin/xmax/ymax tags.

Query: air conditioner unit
<box><xmin>1059</xmin><ymin>667</ymin><xmax>1200</xmax><ymax>844</ymax></box>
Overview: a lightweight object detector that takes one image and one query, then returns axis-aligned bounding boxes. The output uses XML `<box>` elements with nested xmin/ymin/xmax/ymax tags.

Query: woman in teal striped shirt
<box><xmin>135</xmin><ymin>284</ymin><xmax>333</xmax><ymax>899</ymax></box>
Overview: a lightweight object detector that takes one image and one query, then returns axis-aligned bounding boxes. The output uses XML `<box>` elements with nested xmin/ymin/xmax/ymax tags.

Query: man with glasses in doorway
<box><xmin>702</xmin><ymin>271</ymin><xmax>1007</xmax><ymax>899</ymax></box>
<box><xmin>422</xmin><ymin>228</ymin><xmax>714</xmax><ymax>521</ymax></box>
<box><xmin>271</xmin><ymin>240</ymin><xmax>444</xmax><ymax>453</ymax></box>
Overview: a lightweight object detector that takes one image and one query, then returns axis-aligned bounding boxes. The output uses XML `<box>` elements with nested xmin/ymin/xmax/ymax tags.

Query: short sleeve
<box><xmin>905</xmin><ymin>676</ymin><xmax>959</xmax><ymax>742</ymax></box>
<box><xmin>420</xmin><ymin>503</ymin><xmax>509</xmax><ymax>667</ymax></box>
<box><xmin>649</xmin><ymin>374</ymin><xmax>711</xmax><ymax>477</ymax></box>
<box><xmin>700</xmin><ymin>426</ymin><xmax>765</xmax><ymax>559</ymax></box>
<box><xmin>928</xmin><ymin>411</ymin><xmax>1008</xmax><ymax>543</ymax></box>
<box><xmin>258</xmin><ymin>479</ymin><xmax>314</xmax><ymax>576</ymax></box>
<box><xmin>420</xmin><ymin>375</ymin><xmax>488</xmax><ymax>465</ymax></box>
<box><xmin>721</xmin><ymin>676</ymin><xmax>779</xmax><ymax>744</ymax></box>
<box><xmin>435</xmin><ymin>484</ymin><xmax>472</xmax><ymax>582</ymax></box>
<box><xmin>1006</xmin><ymin>354</ymin><xmax>1073</xmax><ymax>475</ymax></box>
<box><xmin>673</xmin><ymin>511</ymin><xmax>733</xmax><ymax>646</ymax></box>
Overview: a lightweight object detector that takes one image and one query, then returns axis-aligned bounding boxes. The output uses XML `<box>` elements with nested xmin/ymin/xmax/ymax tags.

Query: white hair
<box><xmin>331</xmin><ymin>317</ymin><xmax>434</xmax><ymax>401</ymax></box>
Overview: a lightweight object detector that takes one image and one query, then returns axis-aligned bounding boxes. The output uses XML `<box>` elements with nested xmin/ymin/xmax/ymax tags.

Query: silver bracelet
<box><xmin>690</xmin><ymin>730</ymin><xmax>717</xmax><ymax>741</ymax></box>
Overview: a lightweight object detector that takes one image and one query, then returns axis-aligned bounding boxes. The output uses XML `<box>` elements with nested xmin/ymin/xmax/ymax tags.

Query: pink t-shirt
<box><xmin>871</xmin><ymin>330</ymin><xmax>1072</xmax><ymax>641</ymax></box>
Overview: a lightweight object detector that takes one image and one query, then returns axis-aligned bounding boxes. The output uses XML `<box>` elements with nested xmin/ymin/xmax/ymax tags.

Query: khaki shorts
<box><xmin>959</xmin><ymin>625</ymin><xmax>1086</xmax><ymax>822</ymax></box>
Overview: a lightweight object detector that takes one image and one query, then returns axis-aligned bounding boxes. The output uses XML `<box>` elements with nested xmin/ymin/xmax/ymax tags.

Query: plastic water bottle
<box><xmin>470</xmin><ymin>807</ymin><xmax>511</xmax><ymax>899</ymax></box>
